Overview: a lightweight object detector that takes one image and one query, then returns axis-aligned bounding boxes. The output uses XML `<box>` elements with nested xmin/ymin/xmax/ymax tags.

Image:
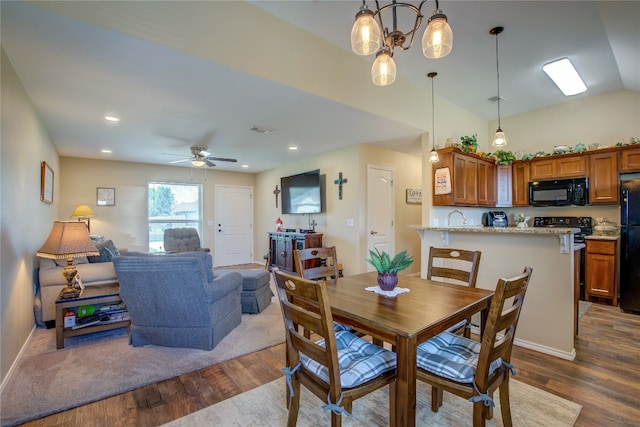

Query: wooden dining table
<box><xmin>324</xmin><ymin>272</ymin><xmax>494</xmax><ymax>427</ymax></box>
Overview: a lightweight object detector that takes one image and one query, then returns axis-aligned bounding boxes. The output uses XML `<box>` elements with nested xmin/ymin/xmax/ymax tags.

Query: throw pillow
<box><xmin>87</xmin><ymin>239</ymin><xmax>120</xmax><ymax>263</ymax></box>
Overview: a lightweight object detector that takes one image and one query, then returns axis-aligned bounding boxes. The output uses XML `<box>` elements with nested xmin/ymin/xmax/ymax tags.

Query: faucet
<box><xmin>447</xmin><ymin>210</ymin><xmax>468</xmax><ymax>226</ymax></box>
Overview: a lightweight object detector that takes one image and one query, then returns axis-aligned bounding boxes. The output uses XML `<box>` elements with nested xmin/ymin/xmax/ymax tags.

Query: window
<box><xmin>148</xmin><ymin>182</ymin><xmax>202</xmax><ymax>253</ymax></box>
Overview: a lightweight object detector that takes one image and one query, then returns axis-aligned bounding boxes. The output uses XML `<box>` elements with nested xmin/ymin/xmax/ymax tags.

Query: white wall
<box><xmin>59</xmin><ymin>157</ymin><xmax>256</xmax><ymax>255</ymax></box>
<box><xmin>1</xmin><ymin>48</ymin><xmax>60</xmax><ymax>385</ymax></box>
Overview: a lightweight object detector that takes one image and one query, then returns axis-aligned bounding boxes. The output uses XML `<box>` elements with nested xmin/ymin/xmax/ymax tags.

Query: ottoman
<box><xmin>217</xmin><ymin>269</ymin><xmax>273</xmax><ymax>314</ymax></box>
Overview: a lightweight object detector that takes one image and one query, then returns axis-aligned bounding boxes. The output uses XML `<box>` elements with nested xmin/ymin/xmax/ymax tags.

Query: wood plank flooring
<box><xmin>20</xmin><ymin>302</ymin><xmax>640</xmax><ymax>426</ymax></box>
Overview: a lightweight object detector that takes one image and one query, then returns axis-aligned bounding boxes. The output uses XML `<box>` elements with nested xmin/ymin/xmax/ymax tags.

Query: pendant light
<box><xmin>372</xmin><ymin>47</ymin><xmax>396</xmax><ymax>86</ymax></box>
<box><xmin>428</xmin><ymin>72</ymin><xmax>439</xmax><ymax>162</ymax></box>
<box><xmin>490</xmin><ymin>26</ymin><xmax>507</xmax><ymax>147</ymax></box>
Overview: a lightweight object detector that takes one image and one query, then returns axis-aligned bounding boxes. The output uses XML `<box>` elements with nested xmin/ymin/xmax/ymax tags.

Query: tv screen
<box><xmin>281</xmin><ymin>169</ymin><xmax>323</xmax><ymax>214</ymax></box>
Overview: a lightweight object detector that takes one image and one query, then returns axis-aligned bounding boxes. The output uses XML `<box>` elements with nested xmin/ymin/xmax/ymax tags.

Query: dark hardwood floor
<box><xmin>21</xmin><ymin>302</ymin><xmax>640</xmax><ymax>426</ymax></box>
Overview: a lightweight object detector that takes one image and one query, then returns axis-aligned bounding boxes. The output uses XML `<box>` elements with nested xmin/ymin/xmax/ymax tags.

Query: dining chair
<box><xmin>273</xmin><ymin>269</ymin><xmax>397</xmax><ymax>427</ymax></box>
<box><xmin>416</xmin><ymin>266</ymin><xmax>533</xmax><ymax>427</ymax></box>
<box><xmin>427</xmin><ymin>246</ymin><xmax>482</xmax><ymax>337</ymax></box>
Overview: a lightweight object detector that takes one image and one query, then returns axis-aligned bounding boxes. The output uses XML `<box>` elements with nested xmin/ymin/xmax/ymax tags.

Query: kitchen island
<box><xmin>411</xmin><ymin>225</ymin><xmax>580</xmax><ymax>360</ymax></box>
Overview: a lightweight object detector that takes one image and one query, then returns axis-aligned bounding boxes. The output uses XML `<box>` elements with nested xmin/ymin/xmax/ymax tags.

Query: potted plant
<box><xmin>459</xmin><ymin>134</ymin><xmax>478</xmax><ymax>154</ymax></box>
<box><xmin>365</xmin><ymin>248</ymin><xmax>414</xmax><ymax>291</ymax></box>
<box><xmin>489</xmin><ymin>149</ymin><xmax>516</xmax><ymax>165</ymax></box>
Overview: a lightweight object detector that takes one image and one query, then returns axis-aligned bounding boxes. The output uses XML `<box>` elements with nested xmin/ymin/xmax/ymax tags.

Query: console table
<box><xmin>268</xmin><ymin>231</ymin><xmax>322</xmax><ymax>273</ymax></box>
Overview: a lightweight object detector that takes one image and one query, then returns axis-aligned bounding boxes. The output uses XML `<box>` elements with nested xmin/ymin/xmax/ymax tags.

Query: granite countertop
<box><xmin>585</xmin><ymin>234</ymin><xmax>620</xmax><ymax>241</ymax></box>
<box><xmin>411</xmin><ymin>225</ymin><xmax>579</xmax><ymax>235</ymax></box>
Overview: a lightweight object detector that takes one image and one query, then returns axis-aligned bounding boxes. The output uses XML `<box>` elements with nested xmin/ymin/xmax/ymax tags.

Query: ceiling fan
<box><xmin>168</xmin><ymin>146</ymin><xmax>237</xmax><ymax>168</ymax></box>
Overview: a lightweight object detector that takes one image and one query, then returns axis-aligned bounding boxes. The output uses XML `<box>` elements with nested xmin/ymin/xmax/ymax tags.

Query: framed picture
<box><xmin>97</xmin><ymin>187</ymin><xmax>115</xmax><ymax>206</ymax></box>
<box><xmin>406</xmin><ymin>188</ymin><xmax>422</xmax><ymax>204</ymax></box>
<box><xmin>40</xmin><ymin>161</ymin><xmax>54</xmax><ymax>204</ymax></box>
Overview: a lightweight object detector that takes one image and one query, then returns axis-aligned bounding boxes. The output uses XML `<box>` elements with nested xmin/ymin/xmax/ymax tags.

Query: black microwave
<box><xmin>529</xmin><ymin>177</ymin><xmax>588</xmax><ymax>207</ymax></box>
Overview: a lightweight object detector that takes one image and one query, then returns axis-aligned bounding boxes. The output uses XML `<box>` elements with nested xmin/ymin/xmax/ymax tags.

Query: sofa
<box><xmin>36</xmin><ymin>238</ymin><xmax>122</xmax><ymax>325</ymax></box>
<box><xmin>113</xmin><ymin>251</ymin><xmax>242</xmax><ymax>350</ymax></box>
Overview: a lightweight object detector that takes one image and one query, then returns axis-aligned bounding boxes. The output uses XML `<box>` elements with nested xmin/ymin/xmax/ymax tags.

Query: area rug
<box><xmin>0</xmin><ymin>281</ymin><xmax>284</xmax><ymax>427</ymax></box>
<box><xmin>164</xmin><ymin>376</ymin><xmax>582</xmax><ymax>427</ymax></box>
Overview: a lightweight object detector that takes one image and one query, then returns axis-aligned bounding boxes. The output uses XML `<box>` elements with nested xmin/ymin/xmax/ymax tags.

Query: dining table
<box><xmin>324</xmin><ymin>271</ymin><xmax>494</xmax><ymax>427</ymax></box>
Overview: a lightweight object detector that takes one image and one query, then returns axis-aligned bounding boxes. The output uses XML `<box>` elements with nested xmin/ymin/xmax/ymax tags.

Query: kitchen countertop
<box><xmin>411</xmin><ymin>225</ymin><xmax>579</xmax><ymax>235</ymax></box>
<box><xmin>585</xmin><ymin>234</ymin><xmax>620</xmax><ymax>241</ymax></box>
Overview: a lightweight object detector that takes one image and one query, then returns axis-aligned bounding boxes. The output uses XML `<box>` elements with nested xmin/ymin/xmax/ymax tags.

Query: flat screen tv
<box><xmin>281</xmin><ymin>169</ymin><xmax>323</xmax><ymax>214</ymax></box>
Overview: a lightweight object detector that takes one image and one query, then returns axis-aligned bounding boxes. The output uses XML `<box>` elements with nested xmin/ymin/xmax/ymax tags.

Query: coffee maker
<box><xmin>482</xmin><ymin>211</ymin><xmax>509</xmax><ymax>227</ymax></box>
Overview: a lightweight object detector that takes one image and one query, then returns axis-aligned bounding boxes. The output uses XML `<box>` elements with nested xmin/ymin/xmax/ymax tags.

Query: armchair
<box><xmin>163</xmin><ymin>227</ymin><xmax>210</xmax><ymax>254</ymax></box>
<box><xmin>113</xmin><ymin>251</ymin><xmax>242</xmax><ymax>350</ymax></box>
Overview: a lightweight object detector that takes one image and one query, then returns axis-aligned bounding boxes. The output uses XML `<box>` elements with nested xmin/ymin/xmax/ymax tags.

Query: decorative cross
<box><xmin>273</xmin><ymin>185</ymin><xmax>281</xmax><ymax>208</ymax></box>
<box><xmin>334</xmin><ymin>172</ymin><xmax>348</xmax><ymax>200</ymax></box>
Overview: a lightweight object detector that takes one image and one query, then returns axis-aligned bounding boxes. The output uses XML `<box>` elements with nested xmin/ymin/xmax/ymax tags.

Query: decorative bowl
<box><xmin>553</xmin><ymin>145</ymin><xmax>570</xmax><ymax>154</ymax></box>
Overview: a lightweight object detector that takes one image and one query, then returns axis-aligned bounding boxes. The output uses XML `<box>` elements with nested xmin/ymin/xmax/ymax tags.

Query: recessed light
<box><xmin>101</xmin><ymin>149</ymin><xmax>112</xmax><ymax>154</ymax></box>
<box><xmin>241</xmin><ymin>164</ymin><xmax>249</xmax><ymax>168</ymax></box>
<box><xmin>104</xmin><ymin>115</ymin><xmax>120</xmax><ymax>122</ymax></box>
<box><xmin>288</xmin><ymin>145</ymin><xmax>298</xmax><ymax>151</ymax></box>
<box><xmin>542</xmin><ymin>58</ymin><xmax>587</xmax><ymax>96</ymax></box>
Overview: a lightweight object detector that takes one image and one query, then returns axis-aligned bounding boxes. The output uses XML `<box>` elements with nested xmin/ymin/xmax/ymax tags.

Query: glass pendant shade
<box><xmin>492</xmin><ymin>128</ymin><xmax>507</xmax><ymax>147</ymax></box>
<box><xmin>429</xmin><ymin>149</ymin><xmax>440</xmax><ymax>162</ymax></box>
<box><xmin>422</xmin><ymin>11</ymin><xmax>453</xmax><ymax>59</ymax></box>
<box><xmin>351</xmin><ymin>7</ymin><xmax>381</xmax><ymax>56</ymax></box>
<box><xmin>372</xmin><ymin>49</ymin><xmax>396</xmax><ymax>86</ymax></box>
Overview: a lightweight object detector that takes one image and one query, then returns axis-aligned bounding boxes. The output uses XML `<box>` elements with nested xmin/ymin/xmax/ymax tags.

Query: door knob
<box><xmin>370</xmin><ymin>231</ymin><xmax>378</xmax><ymax>235</ymax></box>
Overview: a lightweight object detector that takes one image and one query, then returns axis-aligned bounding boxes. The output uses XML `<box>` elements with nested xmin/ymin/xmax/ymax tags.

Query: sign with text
<box><xmin>406</xmin><ymin>188</ymin><xmax>422</xmax><ymax>204</ymax></box>
<box><xmin>434</xmin><ymin>167</ymin><xmax>452</xmax><ymax>195</ymax></box>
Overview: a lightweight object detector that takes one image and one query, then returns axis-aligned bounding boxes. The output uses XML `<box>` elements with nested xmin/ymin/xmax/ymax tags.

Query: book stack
<box><xmin>70</xmin><ymin>302</ymin><xmax>129</xmax><ymax>330</ymax></box>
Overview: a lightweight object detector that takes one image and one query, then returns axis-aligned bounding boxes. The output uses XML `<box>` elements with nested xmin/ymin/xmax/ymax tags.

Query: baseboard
<box><xmin>0</xmin><ymin>324</ymin><xmax>37</xmax><ymax>393</ymax></box>
<box><xmin>468</xmin><ymin>326</ymin><xmax>576</xmax><ymax>361</ymax></box>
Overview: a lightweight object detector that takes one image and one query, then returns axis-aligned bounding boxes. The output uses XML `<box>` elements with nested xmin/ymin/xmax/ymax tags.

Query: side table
<box><xmin>55</xmin><ymin>283</ymin><xmax>130</xmax><ymax>349</ymax></box>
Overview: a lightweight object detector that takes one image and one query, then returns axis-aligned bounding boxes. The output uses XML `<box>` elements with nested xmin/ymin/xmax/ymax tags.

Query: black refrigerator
<box><xmin>620</xmin><ymin>173</ymin><xmax>640</xmax><ymax>313</ymax></box>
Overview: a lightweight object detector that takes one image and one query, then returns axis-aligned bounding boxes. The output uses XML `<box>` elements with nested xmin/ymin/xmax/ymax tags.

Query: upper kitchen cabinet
<box><xmin>589</xmin><ymin>151</ymin><xmax>619</xmax><ymax>204</ymax></box>
<box><xmin>495</xmin><ymin>164</ymin><xmax>513</xmax><ymax>207</ymax></box>
<box><xmin>512</xmin><ymin>162</ymin><xmax>530</xmax><ymax>207</ymax></box>
<box><xmin>620</xmin><ymin>146</ymin><xmax>640</xmax><ymax>172</ymax></box>
<box><xmin>433</xmin><ymin>147</ymin><xmax>487</xmax><ymax>207</ymax></box>
<box><xmin>530</xmin><ymin>154</ymin><xmax>587</xmax><ymax>180</ymax></box>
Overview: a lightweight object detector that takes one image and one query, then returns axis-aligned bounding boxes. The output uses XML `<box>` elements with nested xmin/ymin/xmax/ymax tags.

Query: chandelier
<box><xmin>351</xmin><ymin>0</ymin><xmax>453</xmax><ymax>86</ymax></box>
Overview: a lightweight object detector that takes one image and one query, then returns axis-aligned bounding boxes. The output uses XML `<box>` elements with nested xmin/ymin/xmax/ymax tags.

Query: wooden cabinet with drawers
<box><xmin>585</xmin><ymin>238</ymin><xmax>618</xmax><ymax>306</ymax></box>
<box><xmin>268</xmin><ymin>232</ymin><xmax>323</xmax><ymax>273</ymax></box>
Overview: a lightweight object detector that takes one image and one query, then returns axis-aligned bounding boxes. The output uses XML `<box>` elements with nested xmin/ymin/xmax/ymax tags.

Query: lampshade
<box><xmin>37</xmin><ymin>221</ymin><xmax>99</xmax><ymax>260</ymax></box>
<box><xmin>422</xmin><ymin>10</ymin><xmax>453</xmax><ymax>59</ymax></box>
<box><xmin>351</xmin><ymin>5</ymin><xmax>381</xmax><ymax>56</ymax></box>
<box><xmin>372</xmin><ymin>48</ymin><xmax>396</xmax><ymax>86</ymax></box>
<box><xmin>70</xmin><ymin>205</ymin><xmax>96</xmax><ymax>219</ymax></box>
<box><xmin>493</xmin><ymin>128</ymin><xmax>507</xmax><ymax>147</ymax></box>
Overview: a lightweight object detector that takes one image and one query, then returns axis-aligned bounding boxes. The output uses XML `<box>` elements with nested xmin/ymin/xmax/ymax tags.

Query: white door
<box><xmin>367</xmin><ymin>165</ymin><xmax>395</xmax><ymax>271</ymax></box>
<box><xmin>215</xmin><ymin>185</ymin><xmax>253</xmax><ymax>266</ymax></box>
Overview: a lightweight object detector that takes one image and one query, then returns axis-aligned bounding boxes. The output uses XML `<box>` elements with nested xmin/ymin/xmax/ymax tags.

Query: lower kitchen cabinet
<box><xmin>585</xmin><ymin>238</ymin><xmax>618</xmax><ymax>306</ymax></box>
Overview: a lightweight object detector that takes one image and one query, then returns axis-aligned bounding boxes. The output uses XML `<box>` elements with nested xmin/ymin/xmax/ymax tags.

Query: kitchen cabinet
<box><xmin>585</xmin><ymin>238</ymin><xmax>618</xmax><ymax>306</ymax></box>
<box><xmin>495</xmin><ymin>164</ymin><xmax>512</xmax><ymax>207</ymax></box>
<box><xmin>589</xmin><ymin>151</ymin><xmax>619</xmax><ymax>204</ymax></box>
<box><xmin>619</xmin><ymin>146</ymin><xmax>640</xmax><ymax>172</ymax></box>
<box><xmin>530</xmin><ymin>155</ymin><xmax>587</xmax><ymax>180</ymax></box>
<box><xmin>453</xmin><ymin>152</ymin><xmax>478</xmax><ymax>205</ymax></box>
<box><xmin>268</xmin><ymin>232</ymin><xmax>323</xmax><ymax>273</ymax></box>
<box><xmin>512</xmin><ymin>161</ymin><xmax>530</xmax><ymax>207</ymax></box>
<box><xmin>477</xmin><ymin>159</ymin><xmax>497</xmax><ymax>206</ymax></box>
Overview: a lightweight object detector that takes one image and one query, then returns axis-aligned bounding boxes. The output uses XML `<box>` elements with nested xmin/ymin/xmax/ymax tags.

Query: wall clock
<box><xmin>97</xmin><ymin>187</ymin><xmax>115</xmax><ymax>206</ymax></box>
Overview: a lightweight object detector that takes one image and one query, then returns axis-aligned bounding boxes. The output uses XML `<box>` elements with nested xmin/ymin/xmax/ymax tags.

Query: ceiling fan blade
<box><xmin>168</xmin><ymin>158</ymin><xmax>191</xmax><ymax>164</ymax></box>
<box><xmin>207</xmin><ymin>157</ymin><xmax>237</xmax><ymax>163</ymax></box>
<box><xmin>205</xmin><ymin>159</ymin><xmax>216</xmax><ymax>167</ymax></box>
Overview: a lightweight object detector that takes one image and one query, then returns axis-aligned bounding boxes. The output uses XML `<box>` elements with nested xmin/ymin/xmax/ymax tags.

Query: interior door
<box><xmin>367</xmin><ymin>165</ymin><xmax>394</xmax><ymax>271</ymax></box>
<box><xmin>215</xmin><ymin>185</ymin><xmax>253</xmax><ymax>266</ymax></box>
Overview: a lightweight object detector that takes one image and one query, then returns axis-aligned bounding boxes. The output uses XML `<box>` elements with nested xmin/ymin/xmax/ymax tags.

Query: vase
<box><xmin>377</xmin><ymin>273</ymin><xmax>398</xmax><ymax>291</ymax></box>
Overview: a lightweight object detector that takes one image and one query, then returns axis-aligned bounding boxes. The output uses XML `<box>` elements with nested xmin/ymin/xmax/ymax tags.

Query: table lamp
<box><xmin>70</xmin><ymin>204</ymin><xmax>96</xmax><ymax>232</ymax></box>
<box><xmin>37</xmin><ymin>221</ymin><xmax>100</xmax><ymax>298</ymax></box>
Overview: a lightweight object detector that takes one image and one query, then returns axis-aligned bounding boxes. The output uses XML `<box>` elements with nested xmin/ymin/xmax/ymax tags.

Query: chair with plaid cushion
<box><xmin>427</xmin><ymin>247</ymin><xmax>482</xmax><ymax>337</ymax></box>
<box><xmin>273</xmin><ymin>269</ymin><xmax>396</xmax><ymax>427</ymax></box>
<box><xmin>417</xmin><ymin>266</ymin><xmax>532</xmax><ymax>427</ymax></box>
<box><xmin>294</xmin><ymin>247</ymin><xmax>363</xmax><ymax>339</ymax></box>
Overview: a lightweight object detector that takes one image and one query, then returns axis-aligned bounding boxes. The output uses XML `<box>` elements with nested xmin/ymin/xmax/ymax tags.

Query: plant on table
<box><xmin>365</xmin><ymin>249</ymin><xmax>414</xmax><ymax>291</ymax></box>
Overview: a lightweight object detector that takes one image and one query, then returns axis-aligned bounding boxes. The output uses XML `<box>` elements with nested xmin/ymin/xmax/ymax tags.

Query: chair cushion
<box><xmin>300</xmin><ymin>331</ymin><xmax>396</xmax><ymax>389</ymax></box>
<box><xmin>417</xmin><ymin>331</ymin><xmax>503</xmax><ymax>383</ymax></box>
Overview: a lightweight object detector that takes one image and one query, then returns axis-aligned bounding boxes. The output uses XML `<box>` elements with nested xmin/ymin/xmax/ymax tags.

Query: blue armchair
<box><xmin>113</xmin><ymin>252</ymin><xmax>242</xmax><ymax>350</ymax></box>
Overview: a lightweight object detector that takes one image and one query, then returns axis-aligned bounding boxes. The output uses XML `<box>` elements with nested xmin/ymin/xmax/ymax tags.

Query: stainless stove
<box><xmin>533</xmin><ymin>216</ymin><xmax>592</xmax><ymax>300</ymax></box>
